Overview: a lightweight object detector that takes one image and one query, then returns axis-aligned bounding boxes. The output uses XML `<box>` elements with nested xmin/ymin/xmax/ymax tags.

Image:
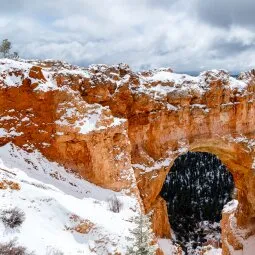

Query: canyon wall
<box><xmin>1</xmin><ymin>59</ymin><xmax>255</xmax><ymax>254</ymax></box>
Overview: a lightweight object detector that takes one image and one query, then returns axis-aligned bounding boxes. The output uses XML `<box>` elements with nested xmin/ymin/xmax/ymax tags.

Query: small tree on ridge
<box><xmin>0</xmin><ymin>39</ymin><xmax>11</xmax><ymax>57</ymax></box>
<box><xmin>0</xmin><ymin>39</ymin><xmax>19</xmax><ymax>59</ymax></box>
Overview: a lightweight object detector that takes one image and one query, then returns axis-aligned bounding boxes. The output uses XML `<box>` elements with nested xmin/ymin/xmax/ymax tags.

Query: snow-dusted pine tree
<box><xmin>0</xmin><ymin>39</ymin><xmax>11</xmax><ymax>57</ymax></box>
<box><xmin>126</xmin><ymin>212</ymin><xmax>157</xmax><ymax>255</ymax></box>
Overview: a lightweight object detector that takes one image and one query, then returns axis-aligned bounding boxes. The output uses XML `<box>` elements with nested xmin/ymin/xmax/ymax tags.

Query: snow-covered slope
<box><xmin>0</xmin><ymin>143</ymin><xmax>139</xmax><ymax>255</ymax></box>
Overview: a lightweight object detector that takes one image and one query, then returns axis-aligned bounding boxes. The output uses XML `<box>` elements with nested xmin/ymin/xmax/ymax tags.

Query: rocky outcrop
<box><xmin>151</xmin><ymin>197</ymin><xmax>171</xmax><ymax>238</ymax></box>
<box><xmin>221</xmin><ymin>199</ymin><xmax>255</xmax><ymax>255</ymax></box>
<box><xmin>1</xmin><ymin>59</ymin><xmax>255</xmax><ymax>254</ymax></box>
<box><xmin>0</xmin><ymin>60</ymin><xmax>133</xmax><ymax>192</ymax></box>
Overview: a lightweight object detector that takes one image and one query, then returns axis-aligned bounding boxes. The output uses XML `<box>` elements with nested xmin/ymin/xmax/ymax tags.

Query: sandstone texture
<box><xmin>1</xmin><ymin>59</ymin><xmax>255</xmax><ymax>254</ymax></box>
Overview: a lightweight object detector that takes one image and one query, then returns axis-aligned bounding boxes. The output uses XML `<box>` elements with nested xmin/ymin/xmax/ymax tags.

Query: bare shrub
<box><xmin>1</xmin><ymin>207</ymin><xmax>25</xmax><ymax>229</ymax></box>
<box><xmin>0</xmin><ymin>239</ymin><xmax>34</xmax><ymax>255</ymax></box>
<box><xmin>107</xmin><ymin>195</ymin><xmax>123</xmax><ymax>213</ymax></box>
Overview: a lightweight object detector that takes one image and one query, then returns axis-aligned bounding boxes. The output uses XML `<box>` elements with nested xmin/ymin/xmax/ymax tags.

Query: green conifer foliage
<box><xmin>126</xmin><ymin>213</ymin><xmax>157</xmax><ymax>255</ymax></box>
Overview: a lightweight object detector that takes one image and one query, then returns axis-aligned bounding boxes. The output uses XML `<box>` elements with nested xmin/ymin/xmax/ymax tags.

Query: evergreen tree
<box><xmin>0</xmin><ymin>39</ymin><xmax>11</xmax><ymax>57</ymax></box>
<box><xmin>126</xmin><ymin>212</ymin><xmax>157</xmax><ymax>255</ymax></box>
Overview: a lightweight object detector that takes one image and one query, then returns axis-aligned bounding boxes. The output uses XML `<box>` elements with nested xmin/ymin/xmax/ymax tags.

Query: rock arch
<box><xmin>1</xmin><ymin>60</ymin><xmax>255</xmax><ymax>254</ymax></box>
<box><xmin>135</xmin><ymin>137</ymin><xmax>255</xmax><ymax>224</ymax></box>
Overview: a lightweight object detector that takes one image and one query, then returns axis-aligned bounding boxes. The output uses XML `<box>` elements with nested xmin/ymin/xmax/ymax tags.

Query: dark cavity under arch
<box><xmin>160</xmin><ymin>151</ymin><xmax>235</xmax><ymax>253</ymax></box>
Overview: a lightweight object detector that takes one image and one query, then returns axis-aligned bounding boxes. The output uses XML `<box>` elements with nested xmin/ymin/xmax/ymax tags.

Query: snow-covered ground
<box><xmin>158</xmin><ymin>238</ymin><xmax>221</xmax><ymax>255</ymax></box>
<box><xmin>0</xmin><ymin>143</ymin><xmax>139</xmax><ymax>254</ymax></box>
<box><xmin>158</xmin><ymin>238</ymin><xmax>183</xmax><ymax>255</ymax></box>
<box><xmin>225</xmin><ymin>235</ymin><xmax>255</xmax><ymax>255</ymax></box>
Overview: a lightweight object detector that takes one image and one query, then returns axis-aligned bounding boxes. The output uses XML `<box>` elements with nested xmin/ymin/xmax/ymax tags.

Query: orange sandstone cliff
<box><xmin>1</xmin><ymin>59</ymin><xmax>255</xmax><ymax>254</ymax></box>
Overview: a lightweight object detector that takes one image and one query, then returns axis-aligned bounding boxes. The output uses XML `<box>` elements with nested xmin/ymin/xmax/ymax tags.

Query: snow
<box><xmin>0</xmin><ymin>116</ymin><xmax>18</xmax><ymax>121</ymax></box>
<box><xmin>21</xmin><ymin>117</ymin><xmax>30</xmax><ymax>122</ymax></box>
<box><xmin>222</xmin><ymin>202</ymin><xmax>255</xmax><ymax>255</ymax></box>
<box><xmin>0</xmin><ymin>128</ymin><xmax>7</xmax><ymax>136</ymax></box>
<box><xmin>0</xmin><ymin>59</ymin><xmax>29</xmax><ymax>87</ymax></box>
<box><xmin>0</xmin><ymin>143</ymin><xmax>139</xmax><ymax>254</ymax></box>
<box><xmin>158</xmin><ymin>238</ymin><xmax>222</xmax><ymax>255</ymax></box>
<box><xmin>1</xmin><ymin>59</ymin><xmax>250</xmax><ymax>108</ymax></box>
<box><xmin>136</xmin><ymin>69</ymin><xmax>213</xmax><ymax>101</ymax></box>
<box><xmin>58</xmin><ymin>69</ymin><xmax>90</xmax><ymax>78</ymax></box>
<box><xmin>229</xmin><ymin>77</ymin><xmax>247</xmax><ymax>91</ymax></box>
<box><xmin>78</xmin><ymin>115</ymin><xmax>125</xmax><ymax>135</ymax></box>
<box><xmin>33</xmin><ymin>80</ymin><xmax>58</xmax><ymax>92</ymax></box>
<box><xmin>56</xmin><ymin>103</ymin><xmax>126</xmax><ymax>135</ymax></box>
<box><xmin>0</xmin><ymin>58</ymin><xmax>32</xmax><ymax>73</ymax></box>
<box><xmin>0</xmin><ymin>58</ymin><xmax>59</xmax><ymax>92</ymax></box>
<box><xmin>167</xmin><ymin>104</ymin><xmax>178</xmax><ymax>111</ymax></box>
<box><xmin>74</xmin><ymin>108</ymin><xmax>104</xmax><ymax>134</ymax></box>
<box><xmin>148</xmin><ymin>84</ymin><xmax>176</xmax><ymax>95</ymax></box>
<box><xmin>1</xmin><ymin>73</ymin><xmax>23</xmax><ymax>87</ymax></box>
<box><xmin>204</xmin><ymin>247</ymin><xmax>222</xmax><ymax>255</ymax></box>
<box><xmin>148</xmin><ymin>70</ymin><xmax>198</xmax><ymax>84</ymax></box>
<box><xmin>252</xmin><ymin>158</ymin><xmax>255</xmax><ymax>170</ymax></box>
<box><xmin>56</xmin><ymin>132</ymin><xmax>64</xmax><ymax>136</ymax></box>
<box><xmin>243</xmin><ymin>235</ymin><xmax>255</xmax><ymax>255</ymax></box>
<box><xmin>227</xmin><ymin>234</ymin><xmax>255</xmax><ymax>255</ymax></box>
<box><xmin>223</xmin><ymin>199</ymin><xmax>238</xmax><ymax>214</ymax></box>
<box><xmin>224</xmin><ymin>134</ymin><xmax>255</xmax><ymax>152</ymax></box>
<box><xmin>132</xmin><ymin>158</ymin><xmax>171</xmax><ymax>173</ymax></box>
<box><xmin>0</xmin><ymin>128</ymin><xmax>23</xmax><ymax>137</ymax></box>
<box><xmin>191</xmin><ymin>104</ymin><xmax>207</xmax><ymax>109</ymax></box>
<box><xmin>158</xmin><ymin>238</ymin><xmax>183</xmax><ymax>255</ymax></box>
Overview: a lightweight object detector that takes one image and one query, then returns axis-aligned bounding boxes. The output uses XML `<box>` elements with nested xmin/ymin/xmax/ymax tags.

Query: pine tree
<box><xmin>0</xmin><ymin>39</ymin><xmax>11</xmax><ymax>57</ymax></box>
<box><xmin>126</xmin><ymin>212</ymin><xmax>157</xmax><ymax>255</ymax></box>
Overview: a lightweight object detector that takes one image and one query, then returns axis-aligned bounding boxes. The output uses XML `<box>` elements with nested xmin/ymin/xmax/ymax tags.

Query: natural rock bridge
<box><xmin>1</xmin><ymin>59</ymin><xmax>255</xmax><ymax>254</ymax></box>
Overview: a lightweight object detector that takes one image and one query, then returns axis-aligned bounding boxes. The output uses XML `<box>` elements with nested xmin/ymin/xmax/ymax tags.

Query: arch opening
<box><xmin>160</xmin><ymin>151</ymin><xmax>235</xmax><ymax>254</ymax></box>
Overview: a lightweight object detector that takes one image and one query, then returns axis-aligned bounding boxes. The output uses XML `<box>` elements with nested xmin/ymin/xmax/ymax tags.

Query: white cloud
<box><xmin>0</xmin><ymin>0</ymin><xmax>254</xmax><ymax>72</ymax></box>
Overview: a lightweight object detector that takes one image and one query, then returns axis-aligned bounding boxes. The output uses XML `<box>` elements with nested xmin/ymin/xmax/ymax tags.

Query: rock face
<box><xmin>1</xmin><ymin>59</ymin><xmax>255</xmax><ymax>254</ymax></box>
<box><xmin>0</xmin><ymin>60</ymin><xmax>133</xmax><ymax>192</ymax></box>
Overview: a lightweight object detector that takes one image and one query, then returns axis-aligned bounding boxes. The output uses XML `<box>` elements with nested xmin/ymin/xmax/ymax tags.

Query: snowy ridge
<box><xmin>0</xmin><ymin>59</ymin><xmax>127</xmax><ymax>135</ymax></box>
<box><xmin>1</xmin><ymin>59</ymin><xmax>250</xmax><ymax>99</ymax></box>
<box><xmin>136</xmin><ymin>68</ymin><xmax>249</xmax><ymax>101</ymax></box>
<box><xmin>0</xmin><ymin>59</ymin><xmax>31</xmax><ymax>87</ymax></box>
<box><xmin>144</xmin><ymin>69</ymin><xmax>198</xmax><ymax>84</ymax></box>
<box><xmin>0</xmin><ymin>143</ymin><xmax>139</xmax><ymax>254</ymax></box>
<box><xmin>0</xmin><ymin>58</ymin><xmax>58</xmax><ymax>91</ymax></box>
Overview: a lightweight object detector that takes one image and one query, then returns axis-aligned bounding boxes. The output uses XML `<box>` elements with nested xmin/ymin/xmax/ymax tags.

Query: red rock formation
<box><xmin>0</xmin><ymin>60</ymin><xmax>133</xmax><ymax>192</ymax></box>
<box><xmin>1</xmin><ymin>59</ymin><xmax>255</xmax><ymax>254</ymax></box>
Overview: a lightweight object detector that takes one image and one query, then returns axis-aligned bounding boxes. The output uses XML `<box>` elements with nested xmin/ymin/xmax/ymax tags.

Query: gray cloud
<box><xmin>195</xmin><ymin>0</ymin><xmax>255</xmax><ymax>28</ymax></box>
<box><xmin>0</xmin><ymin>0</ymin><xmax>254</xmax><ymax>72</ymax></box>
<box><xmin>0</xmin><ymin>1</ymin><xmax>25</xmax><ymax>14</ymax></box>
<box><xmin>210</xmin><ymin>41</ymin><xmax>255</xmax><ymax>58</ymax></box>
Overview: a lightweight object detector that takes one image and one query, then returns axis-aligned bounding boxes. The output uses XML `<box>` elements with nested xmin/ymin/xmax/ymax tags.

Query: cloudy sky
<box><xmin>1</xmin><ymin>0</ymin><xmax>255</xmax><ymax>73</ymax></box>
